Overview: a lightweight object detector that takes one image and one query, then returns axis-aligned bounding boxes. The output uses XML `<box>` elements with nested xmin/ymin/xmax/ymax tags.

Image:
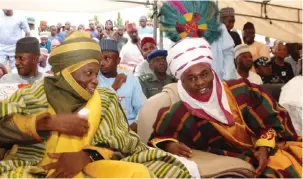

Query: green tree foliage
<box><xmin>114</xmin><ymin>12</ymin><xmax>123</xmax><ymax>27</ymax></box>
<box><xmin>94</xmin><ymin>15</ymin><xmax>100</xmax><ymax>25</ymax></box>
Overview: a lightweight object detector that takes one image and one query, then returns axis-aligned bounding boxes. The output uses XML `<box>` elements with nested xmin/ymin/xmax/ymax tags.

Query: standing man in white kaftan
<box><xmin>0</xmin><ymin>10</ymin><xmax>30</xmax><ymax>73</ymax></box>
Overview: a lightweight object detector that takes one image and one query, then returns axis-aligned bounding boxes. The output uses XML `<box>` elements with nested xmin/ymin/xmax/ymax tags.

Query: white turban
<box><xmin>40</xmin><ymin>31</ymin><xmax>50</xmax><ymax>39</ymax></box>
<box><xmin>167</xmin><ymin>37</ymin><xmax>235</xmax><ymax>126</ymax></box>
<box><xmin>234</xmin><ymin>44</ymin><xmax>250</xmax><ymax>59</ymax></box>
<box><xmin>167</xmin><ymin>38</ymin><xmax>213</xmax><ymax>80</ymax></box>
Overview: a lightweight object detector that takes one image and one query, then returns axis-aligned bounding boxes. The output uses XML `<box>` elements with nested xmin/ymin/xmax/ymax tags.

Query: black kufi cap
<box><xmin>16</xmin><ymin>37</ymin><xmax>40</xmax><ymax>55</ymax></box>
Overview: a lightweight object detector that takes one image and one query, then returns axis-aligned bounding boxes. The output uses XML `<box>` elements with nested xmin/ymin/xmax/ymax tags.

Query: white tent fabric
<box><xmin>0</xmin><ymin>0</ymin><xmax>301</xmax><ymax>42</ymax></box>
<box><xmin>0</xmin><ymin>0</ymin><xmax>145</xmax><ymax>13</ymax></box>
<box><xmin>218</xmin><ymin>0</ymin><xmax>302</xmax><ymax>43</ymax></box>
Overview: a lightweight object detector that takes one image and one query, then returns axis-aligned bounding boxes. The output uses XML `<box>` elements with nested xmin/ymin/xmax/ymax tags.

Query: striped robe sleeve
<box><xmin>149</xmin><ymin>101</ymin><xmax>185</xmax><ymax>148</ymax></box>
<box><xmin>0</xmin><ymin>82</ymin><xmax>49</xmax><ymax>143</ymax></box>
<box><xmin>91</xmin><ymin>88</ymin><xmax>148</xmax><ymax>159</ymax></box>
<box><xmin>226</xmin><ymin>79</ymin><xmax>300</xmax><ymax>149</ymax></box>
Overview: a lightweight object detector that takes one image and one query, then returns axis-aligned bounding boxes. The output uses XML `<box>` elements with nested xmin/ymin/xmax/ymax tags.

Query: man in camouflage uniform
<box><xmin>139</xmin><ymin>49</ymin><xmax>176</xmax><ymax>98</ymax></box>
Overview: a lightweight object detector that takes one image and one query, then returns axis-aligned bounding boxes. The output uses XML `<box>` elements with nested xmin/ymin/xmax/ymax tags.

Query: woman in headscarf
<box><xmin>149</xmin><ymin>37</ymin><xmax>302</xmax><ymax>178</ymax></box>
<box><xmin>104</xmin><ymin>20</ymin><xmax>115</xmax><ymax>39</ymax></box>
<box><xmin>0</xmin><ymin>32</ymin><xmax>191</xmax><ymax>178</ymax></box>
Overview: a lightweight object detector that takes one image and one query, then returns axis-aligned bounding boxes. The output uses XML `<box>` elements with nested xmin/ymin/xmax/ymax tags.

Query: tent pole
<box><xmin>153</xmin><ymin>0</ymin><xmax>158</xmax><ymax>42</ymax></box>
<box><xmin>236</xmin><ymin>13</ymin><xmax>302</xmax><ymax>24</ymax></box>
<box><xmin>160</xmin><ymin>26</ymin><xmax>163</xmax><ymax>49</ymax></box>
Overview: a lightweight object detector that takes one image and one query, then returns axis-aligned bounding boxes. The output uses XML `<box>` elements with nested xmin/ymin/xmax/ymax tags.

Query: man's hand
<box><xmin>36</xmin><ymin>114</ymin><xmax>89</xmax><ymax>137</ymax></box>
<box><xmin>112</xmin><ymin>73</ymin><xmax>127</xmax><ymax>91</ymax></box>
<box><xmin>254</xmin><ymin>146</ymin><xmax>269</xmax><ymax>177</ymax></box>
<box><xmin>130</xmin><ymin>123</ymin><xmax>137</xmax><ymax>133</ymax></box>
<box><xmin>165</xmin><ymin>142</ymin><xmax>192</xmax><ymax>158</ymax></box>
<box><xmin>42</xmin><ymin>151</ymin><xmax>91</xmax><ymax>178</ymax></box>
<box><xmin>46</xmin><ymin>71</ymin><xmax>54</xmax><ymax>75</ymax></box>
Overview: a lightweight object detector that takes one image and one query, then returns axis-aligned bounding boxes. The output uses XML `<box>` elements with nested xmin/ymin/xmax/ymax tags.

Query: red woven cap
<box><xmin>140</xmin><ymin>37</ymin><xmax>156</xmax><ymax>48</ymax></box>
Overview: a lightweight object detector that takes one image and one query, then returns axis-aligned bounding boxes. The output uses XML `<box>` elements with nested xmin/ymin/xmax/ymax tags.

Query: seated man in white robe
<box><xmin>279</xmin><ymin>70</ymin><xmax>303</xmax><ymax>135</ymax></box>
<box><xmin>235</xmin><ymin>44</ymin><xmax>263</xmax><ymax>85</ymax></box>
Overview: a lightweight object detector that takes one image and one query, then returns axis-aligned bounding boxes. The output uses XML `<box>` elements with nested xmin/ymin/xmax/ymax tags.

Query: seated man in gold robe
<box><xmin>0</xmin><ymin>32</ymin><xmax>191</xmax><ymax>178</ymax></box>
<box><xmin>149</xmin><ymin>38</ymin><xmax>302</xmax><ymax>178</ymax></box>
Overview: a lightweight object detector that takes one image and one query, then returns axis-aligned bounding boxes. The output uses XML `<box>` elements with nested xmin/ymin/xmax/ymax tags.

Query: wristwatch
<box><xmin>84</xmin><ymin>149</ymin><xmax>103</xmax><ymax>162</ymax></box>
<box><xmin>265</xmin><ymin>147</ymin><xmax>276</xmax><ymax>156</ymax></box>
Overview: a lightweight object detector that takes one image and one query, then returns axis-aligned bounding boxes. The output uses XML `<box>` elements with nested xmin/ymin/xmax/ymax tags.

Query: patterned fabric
<box><xmin>97</xmin><ymin>69</ymin><xmax>147</xmax><ymax>124</ymax></box>
<box><xmin>160</xmin><ymin>1</ymin><xmax>236</xmax><ymax>81</ymax></box>
<box><xmin>44</xmin><ymin>33</ymin><xmax>101</xmax><ymax>113</ymax></box>
<box><xmin>150</xmin><ymin>78</ymin><xmax>302</xmax><ymax>178</ymax></box>
<box><xmin>175</xmin><ymin>13</ymin><xmax>207</xmax><ymax>38</ymax></box>
<box><xmin>160</xmin><ymin>1</ymin><xmax>221</xmax><ymax>44</ymax></box>
<box><xmin>48</xmin><ymin>32</ymin><xmax>101</xmax><ymax>74</ymax></box>
<box><xmin>0</xmin><ymin>80</ymin><xmax>191</xmax><ymax>178</ymax></box>
<box><xmin>100</xmin><ymin>38</ymin><xmax>119</xmax><ymax>54</ymax></box>
<box><xmin>167</xmin><ymin>38</ymin><xmax>213</xmax><ymax>80</ymax></box>
<box><xmin>253</xmin><ymin>56</ymin><xmax>271</xmax><ymax>67</ymax></box>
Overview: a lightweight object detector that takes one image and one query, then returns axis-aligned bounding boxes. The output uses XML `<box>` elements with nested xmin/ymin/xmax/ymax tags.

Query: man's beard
<box><xmin>246</xmin><ymin>41</ymin><xmax>254</xmax><ymax>45</ymax></box>
<box><xmin>245</xmin><ymin>38</ymin><xmax>254</xmax><ymax>45</ymax></box>
<box><xmin>132</xmin><ymin>38</ymin><xmax>138</xmax><ymax>44</ymax></box>
<box><xmin>243</xmin><ymin>65</ymin><xmax>253</xmax><ymax>71</ymax></box>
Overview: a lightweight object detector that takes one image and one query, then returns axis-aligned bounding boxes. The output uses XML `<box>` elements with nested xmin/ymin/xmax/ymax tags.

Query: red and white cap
<box><xmin>167</xmin><ymin>37</ymin><xmax>213</xmax><ymax>80</ymax></box>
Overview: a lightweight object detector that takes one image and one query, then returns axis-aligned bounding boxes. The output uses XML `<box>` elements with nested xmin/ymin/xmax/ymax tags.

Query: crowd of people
<box><xmin>0</xmin><ymin>0</ymin><xmax>302</xmax><ymax>178</ymax></box>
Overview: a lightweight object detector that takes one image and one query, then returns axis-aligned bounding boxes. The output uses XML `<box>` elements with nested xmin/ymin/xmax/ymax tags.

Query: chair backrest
<box><xmin>138</xmin><ymin>83</ymin><xmax>178</xmax><ymax>144</ymax></box>
<box><xmin>137</xmin><ymin>82</ymin><xmax>260</xmax><ymax>178</ymax></box>
<box><xmin>137</xmin><ymin>82</ymin><xmax>283</xmax><ymax>144</ymax></box>
<box><xmin>261</xmin><ymin>83</ymin><xmax>284</xmax><ymax>101</ymax></box>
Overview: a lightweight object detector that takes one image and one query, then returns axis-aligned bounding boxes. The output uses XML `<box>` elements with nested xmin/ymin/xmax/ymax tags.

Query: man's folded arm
<box><xmin>0</xmin><ymin>111</ymin><xmax>51</xmax><ymax>144</ymax></box>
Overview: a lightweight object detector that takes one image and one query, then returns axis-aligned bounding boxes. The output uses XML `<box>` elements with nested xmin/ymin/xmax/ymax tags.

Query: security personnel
<box><xmin>139</xmin><ymin>49</ymin><xmax>176</xmax><ymax>98</ymax></box>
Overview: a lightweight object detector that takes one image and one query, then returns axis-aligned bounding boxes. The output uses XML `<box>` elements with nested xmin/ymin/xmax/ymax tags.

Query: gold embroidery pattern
<box><xmin>256</xmin><ymin>128</ymin><xmax>276</xmax><ymax>148</ymax></box>
<box><xmin>260</xmin><ymin>128</ymin><xmax>276</xmax><ymax>141</ymax></box>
